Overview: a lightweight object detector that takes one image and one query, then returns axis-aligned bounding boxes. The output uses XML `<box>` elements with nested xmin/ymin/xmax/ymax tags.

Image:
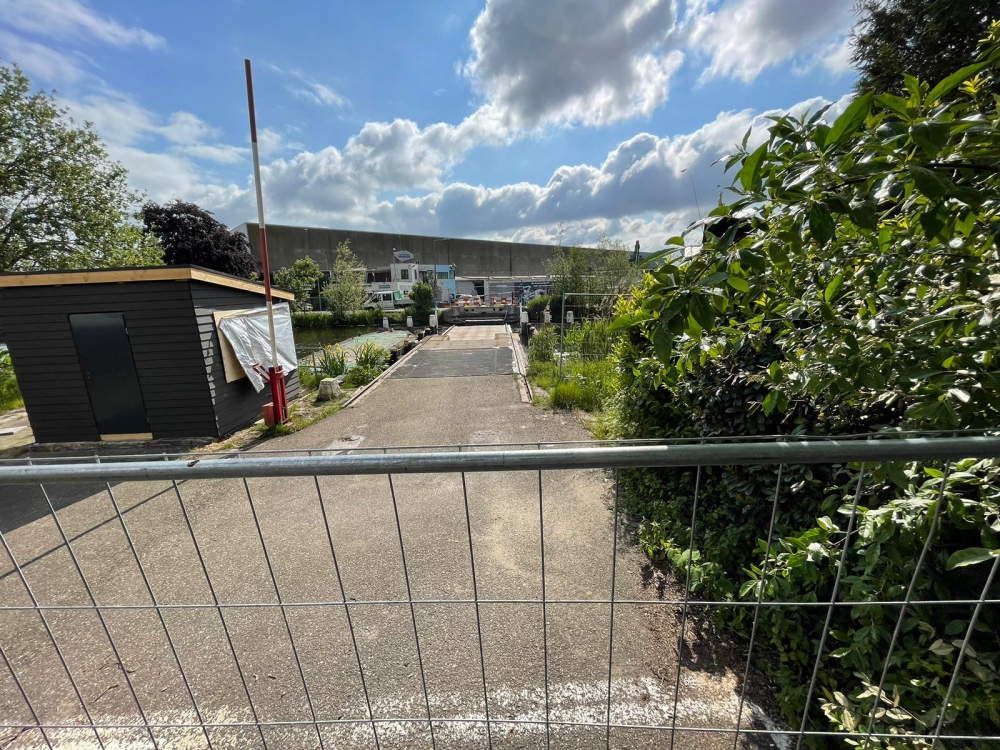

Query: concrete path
<box><xmin>0</xmin><ymin>326</ymin><xmax>776</xmax><ymax>750</ymax></box>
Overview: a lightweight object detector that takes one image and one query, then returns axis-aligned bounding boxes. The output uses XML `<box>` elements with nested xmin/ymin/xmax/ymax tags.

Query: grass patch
<box><xmin>0</xmin><ymin>352</ymin><xmax>23</xmax><ymax>414</ymax></box>
<box><xmin>253</xmin><ymin>398</ymin><xmax>346</xmax><ymax>438</ymax></box>
<box><xmin>526</xmin><ymin>356</ymin><xmax>616</xmax><ymax>414</ymax></box>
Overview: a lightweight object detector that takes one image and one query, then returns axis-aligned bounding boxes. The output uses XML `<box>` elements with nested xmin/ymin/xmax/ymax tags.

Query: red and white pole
<box><xmin>244</xmin><ymin>58</ymin><xmax>288</xmax><ymax>424</ymax></box>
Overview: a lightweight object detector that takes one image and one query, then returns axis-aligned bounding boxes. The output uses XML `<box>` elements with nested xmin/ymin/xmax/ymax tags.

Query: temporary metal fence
<box><xmin>557</xmin><ymin>292</ymin><xmax>625</xmax><ymax>380</ymax></box>
<box><xmin>1</xmin><ymin>437</ymin><xmax>999</xmax><ymax>749</ymax></box>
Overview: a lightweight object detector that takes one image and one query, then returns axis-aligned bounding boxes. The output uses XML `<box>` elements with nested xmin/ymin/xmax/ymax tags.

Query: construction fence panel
<box><xmin>0</xmin><ymin>437</ymin><xmax>998</xmax><ymax>749</ymax></box>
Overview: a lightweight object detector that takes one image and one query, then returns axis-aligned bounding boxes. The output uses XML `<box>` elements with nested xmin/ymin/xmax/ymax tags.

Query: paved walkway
<box><xmin>0</xmin><ymin>326</ymin><xmax>775</xmax><ymax>749</ymax></box>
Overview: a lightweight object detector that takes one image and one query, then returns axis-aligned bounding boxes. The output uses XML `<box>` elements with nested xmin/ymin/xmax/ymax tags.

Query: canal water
<box><xmin>293</xmin><ymin>326</ymin><xmax>374</xmax><ymax>358</ymax></box>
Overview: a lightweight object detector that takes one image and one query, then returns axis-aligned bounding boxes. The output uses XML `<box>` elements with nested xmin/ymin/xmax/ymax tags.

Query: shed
<box><xmin>0</xmin><ymin>266</ymin><xmax>298</xmax><ymax>443</ymax></box>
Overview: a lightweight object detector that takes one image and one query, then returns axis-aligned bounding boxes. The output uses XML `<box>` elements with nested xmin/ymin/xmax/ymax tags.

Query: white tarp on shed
<box><xmin>217</xmin><ymin>302</ymin><xmax>297</xmax><ymax>392</ymax></box>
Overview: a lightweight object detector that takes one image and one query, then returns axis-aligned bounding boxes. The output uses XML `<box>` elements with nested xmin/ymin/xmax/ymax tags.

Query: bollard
<box><xmin>429</xmin><ymin>313</ymin><xmax>438</xmax><ymax>332</ymax></box>
<box><xmin>566</xmin><ymin>310</ymin><xmax>574</xmax><ymax>324</ymax></box>
<box><xmin>406</xmin><ymin>316</ymin><xmax>413</xmax><ymax>329</ymax></box>
<box><xmin>382</xmin><ymin>316</ymin><xmax>389</xmax><ymax>330</ymax></box>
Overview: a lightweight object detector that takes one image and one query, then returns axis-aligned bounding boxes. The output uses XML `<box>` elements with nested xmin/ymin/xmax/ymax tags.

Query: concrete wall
<box><xmin>238</xmin><ymin>223</ymin><xmax>559</xmax><ymax>278</ymax></box>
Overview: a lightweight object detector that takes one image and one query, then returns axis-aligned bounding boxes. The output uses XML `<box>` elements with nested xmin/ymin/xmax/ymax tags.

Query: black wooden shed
<box><xmin>0</xmin><ymin>266</ymin><xmax>298</xmax><ymax>443</ymax></box>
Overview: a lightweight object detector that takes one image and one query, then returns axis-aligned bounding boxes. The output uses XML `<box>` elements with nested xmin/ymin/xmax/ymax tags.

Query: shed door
<box><xmin>70</xmin><ymin>313</ymin><xmax>151</xmax><ymax>439</ymax></box>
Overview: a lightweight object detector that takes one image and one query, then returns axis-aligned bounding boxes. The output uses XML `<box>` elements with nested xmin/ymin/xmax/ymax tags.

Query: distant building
<box><xmin>236</xmin><ymin>223</ymin><xmax>557</xmax><ymax>301</ymax></box>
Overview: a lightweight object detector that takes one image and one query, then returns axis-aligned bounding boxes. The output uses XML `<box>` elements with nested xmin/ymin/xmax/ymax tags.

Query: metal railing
<box><xmin>0</xmin><ymin>437</ymin><xmax>998</xmax><ymax>749</ymax></box>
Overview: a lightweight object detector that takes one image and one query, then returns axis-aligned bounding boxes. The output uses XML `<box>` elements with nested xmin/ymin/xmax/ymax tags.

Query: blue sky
<box><xmin>0</xmin><ymin>0</ymin><xmax>858</xmax><ymax>246</ymax></box>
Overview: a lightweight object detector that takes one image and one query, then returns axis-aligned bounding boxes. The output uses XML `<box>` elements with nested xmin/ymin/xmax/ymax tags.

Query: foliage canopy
<box><xmin>0</xmin><ymin>62</ymin><xmax>160</xmax><ymax>271</ymax></box>
<box><xmin>853</xmin><ymin>0</ymin><xmax>1000</xmax><ymax>98</ymax></box>
<box><xmin>142</xmin><ymin>201</ymin><xmax>258</xmax><ymax>279</ymax></box>
<box><xmin>273</xmin><ymin>256</ymin><xmax>324</xmax><ymax>311</ymax></box>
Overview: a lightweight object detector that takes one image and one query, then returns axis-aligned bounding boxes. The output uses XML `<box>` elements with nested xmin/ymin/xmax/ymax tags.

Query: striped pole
<box><xmin>244</xmin><ymin>59</ymin><xmax>279</xmax><ymax>369</ymax></box>
<box><xmin>245</xmin><ymin>59</ymin><xmax>288</xmax><ymax>423</ymax></box>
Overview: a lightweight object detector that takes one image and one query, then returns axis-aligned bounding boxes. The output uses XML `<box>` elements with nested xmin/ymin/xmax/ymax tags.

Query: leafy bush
<box><xmin>315</xmin><ymin>344</ymin><xmax>346</xmax><ymax>378</ymax></box>
<box><xmin>353</xmin><ymin>341</ymin><xmax>389</xmax><ymax>370</ymax></box>
<box><xmin>408</xmin><ymin>281</ymin><xmax>436</xmax><ymax>324</ymax></box>
<box><xmin>611</xmin><ymin>30</ymin><xmax>1000</xmax><ymax>743</ymax></box>
<box><xmin>750</xmin><ymin>462</ymin><xmax>1000</xmax><ymax>739</ymax></box>
<box><xmin>526</xmin><ymin>295</ymin><xmax>551</xmax><ymax>316</ymax></box>
<box><xmin>0</xmin><ymin>351</ymin><xmax>23</xmax><ymax>413</ymax></box>
<box><xmin>527</xmin><ymin>326</ymin><xmax>558</xmax><ymax>363</ymax></box>
<box><xmin>343</xmin><ymin>364</ymin><xmax>382</xmax><ymax>388</ymax></box>
<box><xmin>526</xmin><ymin>294</ymin><xmax>562</xmax><ymax>322</ymax></box>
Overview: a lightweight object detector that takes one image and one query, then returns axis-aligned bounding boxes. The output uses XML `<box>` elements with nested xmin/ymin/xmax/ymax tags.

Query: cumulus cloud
<box><xmin>257</xmin><ymin>127</ymin><xmax>302</xmax><ymax>158</ymax></box>
<box><xmin>500</xmin><ymin>211</ymin><xmax>697</xmax><ymax>249</ymax></box>
<box><xmin>0</xmin><ymin>0</ymin><xmax>164</xmax><ymax>49</ymax></box>
<box><xmin>687</xmin><ymin>0</ymin><xmax>855</xmax><ymax>82</ymax></box>
<box><xmin>196</xmin><ymin>93</ymin><xmax>845</xmax><ymax>247</ymax></box>
<box><xmin>463</xmin><ymin>0</ymin><xmax>684</xmax><ymax>128</ymax></box>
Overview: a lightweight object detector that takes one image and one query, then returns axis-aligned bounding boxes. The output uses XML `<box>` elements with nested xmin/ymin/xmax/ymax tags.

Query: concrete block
<box><xmin>317</xmin><ymin>378</ymin><xmax>341</xmax><ymax>401</ymax></box>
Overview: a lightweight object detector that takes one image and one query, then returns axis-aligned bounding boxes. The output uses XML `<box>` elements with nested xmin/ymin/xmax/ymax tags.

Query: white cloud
<box><xmin>0</xmin><ymin>0</ymin><xmax>164</xmax><ymax>49</ymax></box>
<box><xmin>500</xmin><ymin>211</ymin><xmax>696</xmax><ymax>248</ymax></box>
<box><xmin>257</xmin><ymin>127</ymin><xmax>303</xmax><ymax>157</ymax></box>
<box><xmin>180</xmin><ymin>144</ymin><xmax>248</xmax><ymax>164</ymax></box>
<box><xmin>287</xmin><ymin>79</ymin><xmax>345</xmax><ymax>107</ymax></box>
<box><xmin>687</xmin><ymin>0</ymin><xmax>855</xmax><ymax>82</ymax></box>
<box><xmin>161</xmin><ymin>111</ymin><xmax>218</xmax><ymax>144</ymax></box>
<box><xmin>820</xmin><ymin>36</ymin><xmax>855</xmax><ymax>75</ymax></box>
<box><xmin>463</xmin><ymin>0</ymin><xmax>684</xmax><ymax>128</ymax></box>
<box><xmin>193</xmin><ymin>93</ymin><xmax>843</xmax><ymax>247</ymax></box>
<box><xmin>61</xmin><ymin>93</ymin><xmax>253</xmax><ymax>196</ymax></box>
<box><xmin>0</xmin><ymin>30</ymin><xmax>90</xmax><ymax>82</ymax></box>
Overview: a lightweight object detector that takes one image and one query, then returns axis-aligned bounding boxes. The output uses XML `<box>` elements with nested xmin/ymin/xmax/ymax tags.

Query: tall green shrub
<box><xmin>322</xmin><ymin>241</ymin><xmax>366</xmax><ymax>315</ymax></box>
<box><xmin>612</xmin><ymin>27</ymin><xmax>1000</xmax><ymax>744</ymax></box>
<box><xmin>408</xmin><ymin>281</ymin><xmax>435</xmax><ymax>324</ymax></box>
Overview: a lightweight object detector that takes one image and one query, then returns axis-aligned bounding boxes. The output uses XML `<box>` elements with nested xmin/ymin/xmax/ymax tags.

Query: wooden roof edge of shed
<box><xmin>0</xmin><ymin>266</ymin><xmax>296</xmax><ymax>301</ymax></box>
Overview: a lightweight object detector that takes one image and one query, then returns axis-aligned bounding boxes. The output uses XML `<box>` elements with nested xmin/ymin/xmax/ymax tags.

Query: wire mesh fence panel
<box><xmin>557</xmin><ymin>293</ymin><xmax>625</xmax><ymax>373</ymax></box>
<box><xmin>0</xmin><ymin>438</ymin><xmax>998</xmax><ymax>749</ymax></box>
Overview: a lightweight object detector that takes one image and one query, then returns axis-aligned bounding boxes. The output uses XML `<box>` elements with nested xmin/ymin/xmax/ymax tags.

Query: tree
<box><xmin>546</xmin><ymin>234</ymin><xmax>636</xmax><ymax>316</ymax></box>
<box><xmin>142</xmin><ymin>201</ymin><xmax>259</xmax><ymax>279</ymax></box>
<box><xmin>0</xmin><ymin>62</ymin><xmax>161</xmax><ymax>271</ymax></box>
<box><xmin>273</xmin><ymin>256</ymin><xmax>324</xmax><ymax>311</ymax></box>
<box><xmin>408</xmin><ymin>281</ymin><xmax>435</xmax><ymax>324</ymax></box>
<box><xmin>852</xmin><ymin>0</ymin><xmax>1000</xmax><ymax>97</ymax></box>
<box><xmin>322</xmin><ymin>241</ymin><xmax>366</xmax><ymax>315</ymax></box>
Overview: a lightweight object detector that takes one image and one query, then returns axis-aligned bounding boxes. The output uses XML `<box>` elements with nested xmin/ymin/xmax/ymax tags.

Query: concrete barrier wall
<box><xmin>239</xmin><ymin>223</ymin><xmax>559</xmax><ymax>278</ymax></box>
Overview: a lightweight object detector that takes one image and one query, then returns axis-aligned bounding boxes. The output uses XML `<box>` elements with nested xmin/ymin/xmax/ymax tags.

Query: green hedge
<box><xmin>292</xmin><ymin>310</ymin><xmax>406</xmax><ymax>328</ymax></box>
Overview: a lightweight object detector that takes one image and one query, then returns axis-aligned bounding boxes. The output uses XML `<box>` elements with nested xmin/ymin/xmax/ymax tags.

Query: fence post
<box><xmin>559</xmin><ymin>292</ymin><xmax>567</xmax><ymax>381</ymax></box>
